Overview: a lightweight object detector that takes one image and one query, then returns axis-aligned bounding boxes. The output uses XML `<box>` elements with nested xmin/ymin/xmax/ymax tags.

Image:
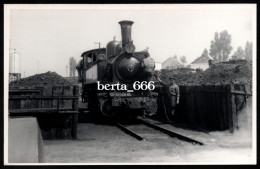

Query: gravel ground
<box><xmin>42</xmin><ymin>116</ymin><xmax>253</xmax><ymax>164</ymax></box>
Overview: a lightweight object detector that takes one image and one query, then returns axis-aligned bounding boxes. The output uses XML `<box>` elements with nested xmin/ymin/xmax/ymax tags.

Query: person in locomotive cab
<box><xmin>87</xmin><ymin>57</ymin><xmax>93</xmax><ymax>64</ymax></box>
<box><xmin>156</xmin><ymin>74</ymin><xmax>180</xmax><ymax>117</ymax></box>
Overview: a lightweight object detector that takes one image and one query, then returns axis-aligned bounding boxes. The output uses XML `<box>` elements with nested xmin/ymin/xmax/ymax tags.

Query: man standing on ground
<box><xmin>168</xmin><ymin>77</ymin><xmax>180</xmax><ymax>116</ymax></box>
<box><xmin>156</xmin><ymin>73</ymin><xmax>180</xmax><ymax>118</ymax></box>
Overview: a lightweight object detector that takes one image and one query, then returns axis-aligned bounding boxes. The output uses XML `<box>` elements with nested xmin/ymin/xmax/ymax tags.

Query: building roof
<box><xmin>81</xmin><ymin>48</ymin><xmax>106</xmax><ymax>57</ymax></box>
<box><xmin>162</xmin><ymin>57</ymin><xmax>183</xmax><ymax>68</ymax></box>
<box><xmin>191</xmin><ymin>55</ymin><xmax>213</xmax><ymax>64</ymax></box>
<box><xmin>162</xmin><ymin>57</ymin><xmax>172</xmax><ymax>65</ymax></box>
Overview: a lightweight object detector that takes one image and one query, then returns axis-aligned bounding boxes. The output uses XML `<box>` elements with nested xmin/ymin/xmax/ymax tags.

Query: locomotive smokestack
<box><xmin>119</xmin><ymin>20</ymin><xmax>134</xmax><ymax>47</ymax></box>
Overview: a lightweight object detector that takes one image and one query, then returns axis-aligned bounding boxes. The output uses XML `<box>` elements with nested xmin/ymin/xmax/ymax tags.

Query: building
<box><xmin>155</xmin><ymin>62</ymin><xmax>162</xmax><ymax>70</ymax></box>
<box><xmin>9</xmin><ymin>48</ymin><xmax>21</xmax><ymax>82</ymax></box>
<box><xmin>162</xmin><ymin>57</ymin><xmax>183</xmax><ymax>70</ymax></box>
<box><xmin>190</xmin><ymin>55</ymin><xmax>213</xmax><ymax>70</ymax></box>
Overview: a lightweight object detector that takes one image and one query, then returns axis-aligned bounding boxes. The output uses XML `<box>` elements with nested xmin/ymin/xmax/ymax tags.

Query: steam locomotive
<box><xmin>77</xmin><ymin>20</ymin><xmax>158</xmax><ymax>119</ymax></box>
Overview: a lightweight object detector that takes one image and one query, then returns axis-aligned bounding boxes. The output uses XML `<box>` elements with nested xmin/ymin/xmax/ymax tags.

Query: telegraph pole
<box><xmin>66</xmin><ymin>65</ymin><xmax>68</xmax><ymax>77</ymax></box>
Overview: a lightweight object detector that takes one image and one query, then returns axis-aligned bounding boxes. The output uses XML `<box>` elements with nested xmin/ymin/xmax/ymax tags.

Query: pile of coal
<box><xmin>162</xmin><ymin>60</ymin><xmax>252</xmax><ymax>86</ymax></box>
<box><xmin>64</xmin><ymin>77</ymin><xmax>78</xmax><ymax>85</ymax></box>
<box><xmin>10</xmin><ymin>71</ymin><xmax>73</xmax><ymax>87</ymax></box>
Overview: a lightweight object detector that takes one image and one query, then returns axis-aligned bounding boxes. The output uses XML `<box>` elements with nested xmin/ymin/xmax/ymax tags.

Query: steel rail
<box><xmin>115</xmin><ymin>122</ymin><xmax>144</xmax><ymax>141</ymax></box>
<box><xmin>137</xmin><ymin>118</ymin><xmax>204</xmax><ymax>145</ymax></box>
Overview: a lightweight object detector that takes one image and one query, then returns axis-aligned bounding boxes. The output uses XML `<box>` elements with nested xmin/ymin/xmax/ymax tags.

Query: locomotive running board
<box><xmin>115</xmin><ymin>122</ymin><xmax>144</xmax><ymax>141</ymax></box>
<box><xmin>137</xmin><ymin>118</ymin><xmax>204</xmax><ymax>145</ymax></box>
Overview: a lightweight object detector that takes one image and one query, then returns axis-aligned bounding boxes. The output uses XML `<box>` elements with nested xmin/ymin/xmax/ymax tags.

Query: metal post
<box><xmin>66</xmin><ymin>65</ymin><xmax>68</xmax><ymax>77</ymax></box>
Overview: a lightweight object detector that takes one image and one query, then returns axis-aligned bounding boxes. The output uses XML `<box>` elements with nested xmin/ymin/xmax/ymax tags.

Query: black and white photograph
<box><xmin>4</xmin><ymin>4</ymin><xmax>256</xmax><ymax>165</ymax></box>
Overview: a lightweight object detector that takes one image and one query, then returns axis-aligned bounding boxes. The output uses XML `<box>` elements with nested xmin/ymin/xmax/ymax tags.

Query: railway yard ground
<box><xmin>42</xmin><ymin>113</ymin><xmax>253</xmax><ymax>164</ymax></box>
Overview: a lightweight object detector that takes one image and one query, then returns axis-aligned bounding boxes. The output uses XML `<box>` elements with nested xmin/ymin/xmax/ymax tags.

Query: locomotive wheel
<box><xmin>100</xmin><ymin>99</ymin><xmax>115</xmax><ymax>117</ymax></box>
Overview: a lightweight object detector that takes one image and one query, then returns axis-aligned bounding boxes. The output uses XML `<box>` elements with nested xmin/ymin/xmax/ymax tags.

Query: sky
<box><xmin>6</xmin><ymin>4</ymin><xmax>256</xmax><ymax>77</ymax></box>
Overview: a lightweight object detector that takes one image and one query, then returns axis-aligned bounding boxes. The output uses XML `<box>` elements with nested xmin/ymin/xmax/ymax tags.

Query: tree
<box><xmin>232</xmin><ymin>46</ymin><xmax>244</xmax><ymax>60</ymax></box>
<box><xmin>173</xmin><ymin>55</ymin><xmax>178</xmax><ymax>60</ymax></box>
<box><xmin>201</xmin><ymin>48</ymin><xmax>209</xmax><ymax>57</ymax></box>
<box><xmin>244</xmin><ymin>41</ymin><xmax>253</xmax><ymax>61</ymax></box>
<box><xmin>209</xmin><ymin>30</ymin><xmax>233</xmax><ymax>62</ymax></box>
<box><xmin>180</xmin><ymin>55</ymin><xmax>187</xmax><ymax>66</ymax></box>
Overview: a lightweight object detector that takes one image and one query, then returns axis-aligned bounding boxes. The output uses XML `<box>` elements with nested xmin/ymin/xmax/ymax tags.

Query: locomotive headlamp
<box><xmin>125</xmin><ymin>43</ymin><xmax>135</xmax><ymax>53</ymax></box>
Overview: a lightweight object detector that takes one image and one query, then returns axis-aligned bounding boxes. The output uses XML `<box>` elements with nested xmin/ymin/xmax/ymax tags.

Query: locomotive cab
<box><xmin>77</xmin><ymin>48</ymin><xmax>107</xmax><ymax>82</ymax></box>
<box><xmin>82</xmin><ymin>48</ymin><xmax>106</xmax><ymax>68</ymax></box>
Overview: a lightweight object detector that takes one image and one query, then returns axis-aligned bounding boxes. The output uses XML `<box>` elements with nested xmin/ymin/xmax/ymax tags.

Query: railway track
<box><xmin>115</xmin><ymin>118</ymin><xmax>204</xmax><ymax>145</ymax></box>
<box><xmin>115</xmin><ymin>122</ymin><xmax>144</xmax><ymax>141</ymax></box>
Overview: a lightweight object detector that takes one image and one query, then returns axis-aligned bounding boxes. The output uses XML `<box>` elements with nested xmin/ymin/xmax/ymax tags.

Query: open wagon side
<box><xmin>9</xmin><ymin>85</ymin><xmax>79</xmax><ymax>139</ymax></box>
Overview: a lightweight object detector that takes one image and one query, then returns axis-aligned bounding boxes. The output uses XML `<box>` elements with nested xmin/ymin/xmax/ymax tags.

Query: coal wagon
<box><xmin>9</xmin><ymin>85</ymin><xmax>79</xmax><ymax>139</ymax></box>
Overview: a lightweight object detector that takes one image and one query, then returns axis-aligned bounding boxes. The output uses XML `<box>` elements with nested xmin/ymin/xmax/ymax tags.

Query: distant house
<box><xmin>155</xmin><ymin>62</ymin><xmax>162</xmax><ymax>70</ymax></box>
<box><xmin>190</xmin><ymin>55</ymin><xmax>213</xmax><ymax>70</ymax></box>
<box><xmin>162</xmin><ymin>57</ymin><xmax>183</xmax><ymax>70</ymax></box>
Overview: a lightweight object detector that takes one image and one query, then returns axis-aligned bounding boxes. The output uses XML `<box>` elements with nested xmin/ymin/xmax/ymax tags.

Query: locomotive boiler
<box><xmin>77</xmin><ymin>20</ymin><xmax>158</xmax><ymax>119</ymax></box>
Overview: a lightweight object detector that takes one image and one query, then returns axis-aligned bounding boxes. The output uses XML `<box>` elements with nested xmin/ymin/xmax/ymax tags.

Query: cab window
<box><xmin>88</xmin><ymin>53</ymin><xmax>97</xmax><ymax>63</ymax></box>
